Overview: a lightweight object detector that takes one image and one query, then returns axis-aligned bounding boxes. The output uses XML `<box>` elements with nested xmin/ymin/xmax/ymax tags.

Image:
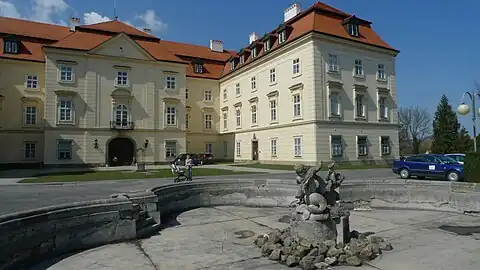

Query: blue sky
<box><xmin>2</xmin><ymin>0</ymin><xmax>479</xmax><ymax>132</ymax></box>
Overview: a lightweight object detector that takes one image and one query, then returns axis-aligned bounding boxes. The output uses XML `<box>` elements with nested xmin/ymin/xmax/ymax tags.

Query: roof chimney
<box><xmin>143</xmin><ymin>28</ymin><xmax>152</xmax><ymax>34</ymax></box>
<box><xmin>284</xmin><ymin>3</ymin><xmax>301</xmax><ymax>22</ymax></box>
<box><xmin>209</xmin><ymin>40</ymin><xmax>224</xmax><ymax>53</ymax></box>
<box><xmin>249</xmin><ymin>32</ymin><xmax>259</xmax><ymax>45</ymax></box>
<box><xmin>69</xmin><ymin>17</ymin><xmax>80</xmax><ymax>32</ymax></box>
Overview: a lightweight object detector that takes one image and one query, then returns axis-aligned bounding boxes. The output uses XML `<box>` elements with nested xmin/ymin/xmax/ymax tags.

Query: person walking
<box><xmin>185</xmin><ymin>155</ymin><xmax>193</xmax><ymax>180</ymax></box>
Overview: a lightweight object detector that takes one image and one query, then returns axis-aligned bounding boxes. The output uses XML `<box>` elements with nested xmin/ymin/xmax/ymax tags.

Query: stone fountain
<box><xmin>254</xmin><ymin>162</ymin><xmax>393</xmax><ymax>269</ymax></box>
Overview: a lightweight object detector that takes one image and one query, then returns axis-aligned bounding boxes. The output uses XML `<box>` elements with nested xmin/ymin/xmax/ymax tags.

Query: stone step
<box><xmin>136</xmin><ymin>216</ymin><xmax>155</xmax><ymax>229</ymax></box>
<box><xmin>136</xmin><ymin>223</ymin><xmax>162</xmax><ymax>239</ymax></box>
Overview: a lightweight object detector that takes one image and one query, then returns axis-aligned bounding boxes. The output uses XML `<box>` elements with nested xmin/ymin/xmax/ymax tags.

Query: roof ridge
<box><xmin>0</xmin><ymin>16</ymin><xmax>69</xmax><ymax>29</ymax></box>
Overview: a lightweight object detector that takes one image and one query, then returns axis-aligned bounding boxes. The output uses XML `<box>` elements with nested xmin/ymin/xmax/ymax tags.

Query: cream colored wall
<box><xmin>0</xmin><ymin>59</ymin><xmax>45</xmax><ymax>164</ymax></box>
<box><xmin>219</xmin><ymin>35</ymin><xmax>317</xmax><ymax>162</ymax></box>
<box><xmin>42</xmin><ymin>35</ymin><xmax>188</xmax><ymax>165</ymax></box>
<box><xmin>185</xmin><ymin>77</ymin><xmax>223</xmax><ymax>156</ymax></box>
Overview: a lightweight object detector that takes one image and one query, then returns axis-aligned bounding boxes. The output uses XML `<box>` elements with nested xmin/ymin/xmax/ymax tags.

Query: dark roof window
<box><xmin>342</xmin><ymin>16</ymin><xmax>364</xmax><ymax>37</ymax></box>
<box><xmin>4</xmin><ymin>40</ymin><xmax>19</xmax><ymax>54</ymax></box>
<box><xmin>194</xmin><ymin>63</ymin><xmax>203</xmax><ymax>74</ymax></box>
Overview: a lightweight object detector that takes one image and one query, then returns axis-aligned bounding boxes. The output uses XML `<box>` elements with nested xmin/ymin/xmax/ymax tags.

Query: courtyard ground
<box><xmin>231</xmin><ymin>163</ymin><xmax>390</xmax><ymax>171</ymax></box>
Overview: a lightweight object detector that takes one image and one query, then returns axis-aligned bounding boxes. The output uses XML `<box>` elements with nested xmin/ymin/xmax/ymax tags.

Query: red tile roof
<box><xmin>76</xmin><ymin>20</ymin><xmax>159</xmax><ymax>40</ymax></box>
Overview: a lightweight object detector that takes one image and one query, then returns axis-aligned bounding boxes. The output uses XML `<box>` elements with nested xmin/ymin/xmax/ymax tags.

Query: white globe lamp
<box><xmin>457</xmin><ymin>103</ymin><xmax>470</xmax><ymax>115</ymax></box>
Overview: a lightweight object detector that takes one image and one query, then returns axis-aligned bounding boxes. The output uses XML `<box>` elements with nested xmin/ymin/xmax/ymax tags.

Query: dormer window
<box><xmin>194</xmin><ymin>64</ymin><xmax>203</xmax><ymax>73</ymax></box>
<box><xmin>348</xmin><ymin>24</ymin><xmax>359</xmax><ymax>37</ymax></box>
<box><xmin>264</xmin><ymin>39</ymin><xmax>271</xmax><ymax>51</ymax></box>
<box><xmin>276</xmin><ymin>24</ymin><xmax>291</xmax><ymax>45</ymax></box>
<box><xmin>239</xmin><ymin>55</ymin><xmax>245</xmax><ymax>64</ymax></box>
<box><xmin>4</xmin><ymin>40</ymin><xmax>19</xmax><ymax>54</ymax></box>
<box><xmin>230</xmin><ymin>60</ymin><xmax>236</xmax><ymax>71</ymax></box>
<box><xmin>279</xmin><ymin>31</ymin><xmax>286</xmax><ymax>44</ymax></box>
<box><xmin>251</xmin><ymin>47</ymin><xmax>257</xmax><ymax>58</ymax></box>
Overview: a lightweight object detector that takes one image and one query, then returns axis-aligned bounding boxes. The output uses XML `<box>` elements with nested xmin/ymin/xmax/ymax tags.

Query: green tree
<box><xmin>431</xmin><ymin>95</ymin><xmax>461</xmax><ymax>153</ymax></box>
<box><xmin>456</xmin><ymin>127</ymin><xmax>473</xmax><ymax>153</ymax></box>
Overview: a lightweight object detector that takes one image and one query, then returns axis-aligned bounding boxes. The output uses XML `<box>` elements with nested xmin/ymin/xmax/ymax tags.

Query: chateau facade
<box><xmin>0</xmin><ymin>2</ymin><xmax>399</xmax><ymax>167</ymax></box>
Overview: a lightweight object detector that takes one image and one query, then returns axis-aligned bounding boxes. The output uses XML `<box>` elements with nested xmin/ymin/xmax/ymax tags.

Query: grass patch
<box><xmin>20</xmin><ymin>168</ymin><xmax>257</xmax><ymax>183</ymax></box>
<box><xmin>231</xmin><ymin>163</ymin><xmax>390</xmax><ymax>171</ymax></box>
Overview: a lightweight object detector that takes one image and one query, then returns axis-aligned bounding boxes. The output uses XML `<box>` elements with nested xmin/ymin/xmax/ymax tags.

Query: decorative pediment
<box><xmin>353</xmin><ymin>84</ymin><xmax>367</xmax><ymax>92</ymax></box>
<box><xmin>163</xmin><ymin>70</ymin><xmax>179</xmax><ymax>75</ymax></box>
<box><xmin>233</xmin><ymin>101</ymin><xmax>242</xmax><ymax>107</ymax></box>
<box><xmin>266</xmin><ymin>90</ymin><xmax>279</xmax><ymax>97</ymax></box>
<box><xmin>162</xmin><ymin>97</ymin><xmax>181</xmax><ymax>103</ymax></box>
<box><xmin>221</xmin><ymin>106</ymin><xmax>228</xmax><ymax>111</ymax></box>
<box><xmin>377</xmin><ymin>87</ymin><xmax>390</xmax><ymax>94</ymax></box>
<box><xmin>289</xmin><ymin>82</ymin><xmax>304</xmax><ymax>91</ymax></box>
<box><xmin>202</xmin><ymin>107</ymin><xmax>215</xmax><ymax>112</ymax></box>
<box><xmin>326</xmin><ymin>80</ymin><xmax>343</xmax><ymax>89</ymax></box>
<box><xmin>248</xmin><ymin>97</ymin><xmax>258</xmax><ymax>103</ymax></box>
<box><xmin>21</xmin><ymin>97</ymin><xmax>42</xmax><ymax>104</ymax></box>
<box><xmin>88</xmin><ymin>33</ymin><xmax>156</xmax><ymax>61</ymax></box>
<box><xmin>56</xmin><ymin>60</ymin><xmax>77</xmax><ymax>65</ymax></box>
<box><xmin>113</xmin><ymin>65</ymin><xmax>131</xmax><ymax>70</ymax></box>
<box><xmin>111</xmin><ymin>88</ymin><xmax>133</xmax><ymax>99</ymax></box>
<box><xmin>54</xmin><ymin>90</ymin><xmax>77</xmax><ymax>96</ymax></box>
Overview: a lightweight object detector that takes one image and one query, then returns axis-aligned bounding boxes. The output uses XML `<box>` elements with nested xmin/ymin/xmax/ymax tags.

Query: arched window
<box><xmin>114</xmin><ymin>104</ymin><xmax>129</xmax><ymax>126</ymax></box>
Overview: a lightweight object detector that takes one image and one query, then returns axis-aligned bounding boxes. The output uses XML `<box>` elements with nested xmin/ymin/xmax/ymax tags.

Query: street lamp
<box><xmin>457</xmin><ymin>91</ymin><xmax>480</xmax><ymax>152</ymax></box>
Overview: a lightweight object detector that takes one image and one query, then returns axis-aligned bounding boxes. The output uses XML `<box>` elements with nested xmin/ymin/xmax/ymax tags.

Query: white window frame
<box><xmin>24</xmin><ymin>105</ymin><xmax>37</xmax><ymax>125</ymax></box>
<box><xmin>271</xmin><ymin>138</ymin><xmax>277</xmax><ymax>157</ymax></box>
<box><xmin>239</xmin><ymin>55</ymin><xmax>245</xmax><ymax>64</ymax></box>
<box><xmin>222</xmin><ymin>112</ymin><xmax>228</xmax><ymax>130</ymax></box>
<box><xmin>269</xmin><ymin>68</ymin><xmax>276</xmax><ymax>84</ymax></box>
<box><xmin>279</xmin><ymin>30</ymin><xmax>286</xmax><ymax>44</ymax></box>
<box><xmin>24</xmin><ymin>142</ymin><xmax>36</xmax><ymax>159</ymax></box>
<box><xmin>355</xmin><ymin>93</ymin><xmax>366</xmax><ymax>118</ymax></box>
<box><xmin>113</xmin><ymin>104</ymin><xmax>130</xmax><ymax>128</ymax></box>
<box><xmin>115</xmin><ymin>70</ymin><xmax>129</xmax><ymax>87</ymax></box>
<box><xmin>236</xmin><ymin>141</ymin><xmax>241</xmax><ymax>157</ymax></box>
<box><xmin>252</xmin><ymin>47</ymin><xmax>257</xmax><ymax>58</ymax></box>
<box><xmin>330</xmin><ymin>135</ymin><xmax>343</xmax><ymax>157</ymax></box>
<box><xmin>205</xmin><ymin>143</ymin><xmax>213</xmax><ymax>154</ymax></box>
<box><xmin>59</xmin><ymin>65</ymin><xmax>74</xmax><ymax>83</ymax></box>
<box><xmin>349</xmin><ymin>24</ymin><xmax>359</xmax><ymax>36</ymax></box>
<box><xmin>328</xmin><ymin>54</ymin><xmax>339</xmax><ymax>73</ymax></box>
<box><xmin>354</xmin><ymin>59</ymin><xmax>364</xmax><ymax>77</ymax></box>
<box><xmin>57</xmin><ymin>139</ymin><xmax>72</xmax><ymax>160</ymax></box>
<box><xmin>251</xmin><ymin>104</ymin><xmax>257</xmax><ymax>126</ymax></box>
<box><xmin>264</xmin><ymin>39</ymin><xmax>271</xmax><ymax>51</ymax></box>
<box><xmin>194</xmin><ymin>64</ymin><xmax>203</xmax><ymax>73</ymax></box>
<box><xmin>251</xmin><ymin>76</ymin><xmax>256</xmax><ymax>90</ymax></box>
<box><xmin>57</xmin><ymin>98</ymin><xmax>74</xmax><ymax>124</ymax></box>
<box><xmin>357</xmin><ymin>136</ymin><xmax>368</xmax><ymax>157</ymax></box>
<box><xmin>292</xmin><ymin>93</ymin><xmax>301</xmax><ymax>119</ymax></box>
<box><xmin>165</xmin><ymin>141</ymin><xmax>177</xmax><ymax>158</ymax></box>
<box><xmin>4</xmin><ymin>41</ymin><xmax>19</xmax><ymax>53</ymax></box>
<box><xmin>293</xmin><ymin>136</ymin><xmax>302</xmax><ymax>157</ymax></box>
<box><xmin>380</xmin><ymin>136</ymin><xmax>391</xmax><ymax>156</ymax></box>
<box><xmin>25</xmin><ymin>75</ymin><xmax>38</xmax><ymax>89</ymax></box>
<box><xmin>329</xmin><ymin>91</ymin><xmax>341</xmax><ymax>117</ymax></box>
<box><xmin>292</xmin><ymin>58</ymin><xmax>300</xmax><ymax>75</ymax></box>
<box><xmin>223</xmin><ymin>89</ymin><xmax>228</xmax><ymax>101</ymax></box>
<box><xmin>166</xmin><ymin>106</ymin><xmax>177</xmax><ymax>126</ymax></box>
<box><xmin>230</xmin><ymin>60</ymin><xmax>235</xmax><ymax>71</ymax></box>
<box><xmin>204</xmin><ymin>113</ymin><xmax>213</xmax><ymax>130</ymax></box>
<box><xmin>165</xmin><ymin>76</ymin><xmax>176</xmax><ymax>90</ymax></box>
<box><xmin>269</xmin><ymin>99</ymin><xmax>278</xmax><ymax>122</ymax></box>
<box><xmin>204</xmin><ymin>89</ymin><xmax>212</xmax><ymax>101</ymax></box>
<box><xmin>235</xmin><ymin>83</ymin><xmax>241</xmax><ymax>96</ymax></box>
<box><xmin>377</xmin><ymin>64</ymin><xmax>386</xmax><ymax>80</ymax></box>
<box><xmin>235</xmin><ymin>107</ymin><xmax>241</xmax><ymax>127</ymax></box>
<box><xmin>378</xmin><ymin>96</ymin><xmax>388</xmax><ymax>120</ymax></box>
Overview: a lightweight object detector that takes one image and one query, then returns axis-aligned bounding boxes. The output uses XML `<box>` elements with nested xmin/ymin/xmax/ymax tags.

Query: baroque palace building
<box><xmin>0</xmin><ymin>2</ymin><xmax>399</xmax><ymax>167</ymax></box>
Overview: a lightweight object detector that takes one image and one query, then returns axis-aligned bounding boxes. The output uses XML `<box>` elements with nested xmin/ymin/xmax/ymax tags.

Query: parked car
<box><xmin>392</xmin><ymin>154</ymin><xmax>463</xmax><ymax>181</ymax></box>
<box><xmin>445</xmin><ymin>153</ymin><xmax>465</xmax><ymax>164</ymax></box>
<box><xmin>199</xmin><ymin>153</ymin><xmax>214</xmax><ymax>165</ymax></box>
<box><xmin>174</xmin><ymin>153</ymin><xmax>201</xmax><ymax>166</ymax></box>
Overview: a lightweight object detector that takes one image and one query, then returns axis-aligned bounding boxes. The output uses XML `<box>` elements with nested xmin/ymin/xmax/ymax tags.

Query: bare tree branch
<box><xmin>398</xmin><ymin>106</ymin><xmax>432</xmax><ymax>154</ymax></box>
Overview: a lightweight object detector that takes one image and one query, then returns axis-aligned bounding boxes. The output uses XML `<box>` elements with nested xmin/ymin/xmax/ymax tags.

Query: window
<box><xmin>354</xmin><ymin>60</ymin><xmax>363</xmax><ymax>76</ymax></box>
<box><xmin>223</xmin><ymin>141</ymin><xmax>228</xmax><ymax>157</ymax></box>
<box><xmin>328</xmin><ymin>54</ymin><xmax>339</xmax><ymax>73</ymax></box>
<box><xmin>251</xmin><ymin>77</ymin><xmax>256</xmax><ymax>90</ymax></box>
<box><xmin>186</xmin><ymin>89</ymin><xmax>188</xmax><ymax>99</ymax></box>
<box><xmin>165</xmin><ymin>76</ymin><xmax>176</xmax><ymax>89</ymax></box>
<box><xmin>24</xmin><ymin>142</ymin><xmax>36</xmax><ymax>159</ymax></box>
<box><xmin>331</xmin><ymin>135</ymin><xmax>343</xmax><ymax>157</ymax></box>
<box><xmin>166</xmin><ymin>106</ymin><xmax>176</xmax><ymax>125</ymax></box>
<box><xmin>59</xmin><ymin>65</ymin><xmax>73</xmax><ymax>82</ymax></box>
<box><xmin>379</xmin><ymin>97</ymin><xmax>388</xmax><ymax>119</ymax></box>
<box><xmin>235</xmin><ymin>107</ymin><xmax>241</xmax><ymax>127</ymax></box>
<box><xmin>348</xmin><ymin>24</ymin><xmax>359</xmax><ymax>37</ymax></box>
<box><xmin>165</xmin><ymin>141</ymin><xmax>176</xmax><ymax>158</ymax></box>
<box><xmin>204</xmin><ymin>114</ymin><xmax>212</xmax><ymax>130</ymax></box>
<box><xmin>279</xmin><ymin>31</ymin><xmax>286</xmax><ymax>44</ymax></box>
<box><xmin>294</xmin><ymin>137</ymin><xmax>302</xmax><ymax>157</ymax></box>
<box><xmin>4</xmin><ymin>40</ymin><xmax>19</xmax><ymax>53</ymax></box>
<box><xmin>239</xmin><ymin>55</ymin><xmax>245</xmax><ymax>64</ymax></box>
<box><xmin>58</xmin><ymin>99</ymin><xmax>73</xmax><ymax>122</ymax></box>
<box><xmin>194</xmin><ymin>64</ymin><xmax>203</xmax><ymax>73</ymax></box>
<box><xmin>330</xmin><ymin>92</ymin><xmax>340</xmax><ymax>116</ymax></box>
<box><xmin>114</xmin><ymin>104</ymin><xmax>129</xmax><ymax>127</ymax></box>
<box><xmin>186</xmin><ymin>113</ymin><xmax>189</xmax><ymax>129</ymax></box>
<box><xmin>235</xmin><ymin>83</ymin><xmax>241</xmax><ymax>96</ymax></box>
<box><xmin>271</xmin><ymin>139</ymin><xmax>277</xmax><ymax>157</ymax></box>
<box><xmin>252</xmin><ymin>47</ymin><xmax>257</xmax><ymax>58</ymax></box>
<box><xmin>223</xmin><ymin>89</ymin><xmax>227</xmax><ymax>100</ymax></box>
<box><xmin>26</xmin><ymin>75</ymin><xmax>38</xmax><ymax>89</ymax></box>
<box><xmin>381</xmin><ymin>137</ymin><xmax>391</xmax><ymax>155</ymax></box>
<box><xmin>357</xmin><ymin>136</ymin><xmax>368</xmax><ymax>156</ymax></box>
<box><xmin>264</xmin><ymin>39</ymin><xmax>271</xmax><ymax>51</ymax></box>
<box><xmin>293</xmin><ymin>94</ymin><xmax>301</xmax><ymax>118</ymax></box>
<box><xmin>251</xmin><ymin>105</ymin><xmax>257</xmax><ymax>125</ymax></box>
<box><xmin>293</xmin><ymin>58</ymin><xmax>300</xmax><ymax>75</ymax></box>
<box><xmin>223</xmin><ymin>112</ymin><xmax>228</xmax><ymax>130</ymax></box>
<box><xmin>57</xmin><ymin>140</ymin><xmax>72</xmax><ymax>160</ymax></box>
<box><xmin>205</xmin><ymin>143</ymin><xmax>213</xmax><ymax>154</ymax></box>
<box><xmin>116</xmin><ymin>71</ymin><xmax>128</xmax><ymax>86</ymax></box>
<box><xmin>270</xmin><ymin>100</ymin><xmax>277</xmax><ymax>121</ymax></box>
<box><xmin>204</xmin><ymin>90</ymin><xmax>212</xmax><ymax>101</ymax></box>
<box><xmin>269</xmin><ymin>68</ymin><xmax>276</xmax><ymax>84</ymax></box>
<box><xmin>355</xmin><ymin>94</ymin><xmax>365</xmax><ymax>117</ymax></box>
<box><xmin>24</xmin><ymin>106</ymin><xmax>37</xmax><ymax>125</ymax></box>
<box><xmin>236</xmin><ymin>141</ymin><xmax>241</xmax><ymax>157</ymax></box>
<box><xmin>230</xmin><ymin>60</ymin><xmax>235</xmax><ymax>71</ymax></box>
<box><xmin>377</xmin><ymin>64</ymin><xmax>386</xmax><ymax>80</ymax></box>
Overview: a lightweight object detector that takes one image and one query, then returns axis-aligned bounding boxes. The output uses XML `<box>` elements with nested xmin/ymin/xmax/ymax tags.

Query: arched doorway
<box><xmin>108</xmin><ymin>137</ymin><xmax>135</xmax><ymax>166</ymax></box>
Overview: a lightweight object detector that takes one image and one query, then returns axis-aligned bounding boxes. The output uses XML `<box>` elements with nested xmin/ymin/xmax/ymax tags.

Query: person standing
<box><xmin>185</xmin><ymin>155</ymin><xmax>193</xmax><ymax>180</ymax></box>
